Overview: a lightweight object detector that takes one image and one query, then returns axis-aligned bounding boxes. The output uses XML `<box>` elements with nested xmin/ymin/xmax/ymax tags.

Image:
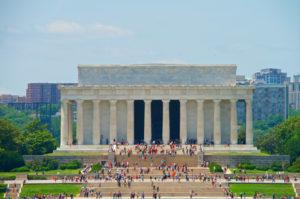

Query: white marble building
<box><xmin>57</xmin><ymin>64</ymin><xmax>259</xmax><ymax>152</ymax></box>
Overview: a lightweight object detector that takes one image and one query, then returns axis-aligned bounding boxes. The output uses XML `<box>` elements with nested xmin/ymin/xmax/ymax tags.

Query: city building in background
<box><xmin>253</xmin><ymin>68</ymin><xmax>289</xmax><ymax>85</ymax></box>
<box><xmin>288</xmin><ymin>74</ymin><xmax>300</xmax><ymax>110</ymax></box>
<box><xmin>26</xmin><ymin>83</ymin><xmax>76</xmax><ymax>104</ymax></box>
<box><xmin>0</xmin><ymin>94</ymin><xmax>25</xmax><ymax>105</ymax></box>
<box><xmin>237</xmin><ymin>68</ymin><xmax>289</xmax><ymax>122</ymax></box>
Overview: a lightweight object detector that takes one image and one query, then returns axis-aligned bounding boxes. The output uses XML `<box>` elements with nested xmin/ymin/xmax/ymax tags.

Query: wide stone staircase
<box><xmin>86</xmin><ymin>166</ymin><xmax>211</xmax><ymax>179</ymax></box>
<box><xmin>4</xmin><ymin>183</ymin><xmax>22</xmax><ymax>199</ymax></box>
<box><xmin>294</xmin><ymin>183</ymin><xmax>300</xmax><ymax>197</ymax></box>
<box><xmin>81</xmin><ymin>181</ymin><xmax>225</xmax><ymax>197</ymax></box>
<box><xmin>115</xmin><ymin>154</ymin><xmax>199</xmax><ymax>167</ymax></box>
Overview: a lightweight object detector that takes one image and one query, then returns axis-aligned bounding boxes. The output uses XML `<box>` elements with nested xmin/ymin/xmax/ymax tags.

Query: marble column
<box><xmin>127</xmin><ymin>100</ymin><xmax>134</xmax><ymax>145</ymax></box>
<box><xmin>162</xmin><ymin>100</ymin><xmax>170</xmax><ymax>144</ymax></box>
<box><xmin>180</xmin><ymin>100</ymin><xmax>187</xmax><ymax>144</ymax></box>
<box><xmin>60</xmin><ymin>100</ymin><xmax>68</xmax><ymax>146</ymax></box>
<box><xmin>110</xmin><ymin>100</ymin><xmax>117</xmax><ymax>144</ymax></box>
<box><xmin>230</xmin><ymin>99</ymin><xmax>238</xmax><ymax>145</ymax></box>
<box><xmin>93</xmin><ymin>100</ymin><xmax>101</xmax><ymax>145</ymax></box>
<box><xmin>246</xmin><ymin>99</ymin><xmax>253</xmax><ymax>145</ymax></box>
<box><xmin>144</xmin><ymin>100</ymin><xmax>152</xmax><ymax>144</ymax></box>
<box><xmin>196</xmin><ymin>100</ymin><xmax>204</xmax><ymax>145</ymax></box>
<box><xmin>213</xmin><ymin>99</ymin><xmax>221</xmax><ymax>145</ymax></box>
<box><xmin>76</xmin><ymin>100</ymin><xmax>84</xmax><ymax>145</ymax></box>
<box><xmin>67</xmin><ymin>102</ymin><xmax>73</xmax><ymax>145</ymax></box>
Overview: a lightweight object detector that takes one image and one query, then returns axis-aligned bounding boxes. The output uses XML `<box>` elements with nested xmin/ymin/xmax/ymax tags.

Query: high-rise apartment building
<box><xmin>253</xmin><ymin>68</ymin><xmax>289</xmax><ymax>85</ymax></box>
<box><xmin>0</xmin><ymin>95</ymin><xmax>25</xmax><ymax>105</ymax></box>
<box><xmin>237</xmin><ymin>68</ymin><xmax>289</xmax><ymax>122</ymax></box>
<box><xmin>288</xmin><ymin>75</ymin><xmax>300</xmax><ymax>110</ymax></box>
<box><xmin>26</xmin><ymin>83</ymin><xmax>76</xmax><ymax>104</ymax></box>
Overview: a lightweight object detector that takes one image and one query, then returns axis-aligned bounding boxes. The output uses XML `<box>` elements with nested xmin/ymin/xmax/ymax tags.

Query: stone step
<box><xmin>80</xmin><ymin>192</ymin><xmax>224</xmax><ymax>197</ymax></box>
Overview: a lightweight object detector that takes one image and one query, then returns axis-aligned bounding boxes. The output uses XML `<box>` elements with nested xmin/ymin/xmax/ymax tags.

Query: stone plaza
<box><xmin>56</xmin><ymin>64</ymin><xmax>259</xmax><ymax>153</ymax></box>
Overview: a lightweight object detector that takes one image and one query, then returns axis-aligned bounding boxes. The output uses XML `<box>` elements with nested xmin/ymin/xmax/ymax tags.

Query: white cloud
<box><xmin>90</xmin><ymin>23</ymin><xmax>133</xmax><ymax>37</ymax></box>
<box><xmin>35</xmin><ymin>21</ymin><xmax>133</xmax><ymax>37</ymax></box>
<box><xmin>35</xmin><ymin>21</ymin><xmax>84</xmax><ymax>34</ymax></box>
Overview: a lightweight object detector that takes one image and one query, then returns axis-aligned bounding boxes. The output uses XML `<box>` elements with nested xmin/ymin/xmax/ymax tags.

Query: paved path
<box><xmin>4</xmin><ymin>179</ymin><xmax>300</xmax><ymax>184</ymax></box>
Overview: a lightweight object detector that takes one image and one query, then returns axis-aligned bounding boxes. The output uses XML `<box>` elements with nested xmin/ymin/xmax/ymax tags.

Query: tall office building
<box><xmin>237</xmin><ymin>68</ymin><xmax>289</xmax><ymax>122</ymax></box>
<box><xmin>26</xmin><ymin>83</ymin><xmax>76</xmax><ymax>104</ymax></box>
<box><xmin>253</xmin><ymin>68</ymin><xmax>289</xmax><ymax>85</ymax></box>
<box><xmin>288</xmin><ymin>75</ymin><xmax>300</xmax><ymax>110</ymax></box>
<box><xmin>0</xmin><ymin>95</ymin><xmax>25</xmax><ymax>105</ymax></box>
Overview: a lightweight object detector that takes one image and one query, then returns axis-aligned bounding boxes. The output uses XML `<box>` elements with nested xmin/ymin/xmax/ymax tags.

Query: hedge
<box><xmin>27</xmin><ymin>175</ymin><xmax>47</xmax><ymax>180</ymax></box>
<box><xmin>209</xmin><ymin>162</ymin><xmax>223</xmax><ymax>172</ymax></box>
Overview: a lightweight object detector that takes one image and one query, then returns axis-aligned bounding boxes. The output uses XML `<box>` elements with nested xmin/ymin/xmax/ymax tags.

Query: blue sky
<box><xmin>0</xmin><ymin>0</ymin><xmax>300</xmax><ymax>95</ymax></box>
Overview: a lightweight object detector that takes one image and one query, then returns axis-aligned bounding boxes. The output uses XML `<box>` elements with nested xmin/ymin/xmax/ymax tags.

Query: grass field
<box><xmin>0</xmin><ymin>169</ymin><xmax>80</xmax><ymax>178</ymax></box>
<box><xmin>20</xmin><ymin>184</ymin><xmax>82</xmax><ymax>197</ymax></box>
<box><xmin>0</xmin><ymin>184</ymin><xmax>7</xmax><ymax>199</ymax></box>
<box><xmin>229</xmin><ymin>168</ymin><xmax>278</xmax><ymax>174</ymax></box>
<box><xmin>230</xmin><ymin>184</ymin><xmax>295</xmax><ymax>197</ymax></box>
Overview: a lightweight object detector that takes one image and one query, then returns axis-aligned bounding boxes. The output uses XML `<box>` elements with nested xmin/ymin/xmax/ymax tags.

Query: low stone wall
<box><xmin>23</xmin><ymin>155</ymin><xmax>109</xmax><ymax>165</ymax></box>
<box><xmin>204</xmin><ymin>154</ymin><xmax>290</xmax><ymax>167</ymax></box>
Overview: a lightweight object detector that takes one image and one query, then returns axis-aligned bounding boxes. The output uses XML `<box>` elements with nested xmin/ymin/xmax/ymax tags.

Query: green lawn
<box><xmin>0</xmin><ymin>169</ymin><xmax>80</xmax><ymax>178</ymax></box>
<box><xmin>230</xmin><ymin>184</ymin><xmax>295</xmax><ymax>197</ymax></box>
<box><xmin>229</xmin><ymin>168</ymin><xmax>278</xmax><ymax>174</ymax></box>
<box><xmin>20</xmin><ymin>184</ymin><xmax>82</xmax><ymax>197</ymax></box>
<box><xmin>0</xmin><ymin>184</ymin><xmax>7</xmax><ymax>199</ymax></box>
<box><xmin>209</xmin><ymin>152</ymin><xmax>269</xmax><ymax>156</ymax></box>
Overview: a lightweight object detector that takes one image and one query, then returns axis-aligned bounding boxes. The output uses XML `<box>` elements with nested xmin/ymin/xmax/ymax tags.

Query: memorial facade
<box><xmin>57</xmin><ymin>64</ymin><xmax>259</xmax><ymax>152</ymax></box>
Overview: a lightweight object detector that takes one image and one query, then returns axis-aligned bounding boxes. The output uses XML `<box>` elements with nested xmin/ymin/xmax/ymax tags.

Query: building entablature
<box><xmin>59</xmin><ymin>85</ymin><xmax>255</xmax><ymax>101</ymax></box>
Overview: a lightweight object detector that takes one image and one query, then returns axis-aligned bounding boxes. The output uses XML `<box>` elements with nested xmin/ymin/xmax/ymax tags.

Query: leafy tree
<box><xmin>238</xmin><ymin>129</ymin><xmax>245</xmax><ymax>144</ymax></box>
<box><xmin>50</xmin><ymin>117</ymin><xmax>61</xmax><ymax>140</ymax></box>
<box><xmin>288</xmin><ymin>156</ymin><xmax>300</xmax><ymax>172</ymax></box>
<box><xmin>289</xmin><ymin>108</ymin><xmax>300</xmax><ymax>117</ymax></box>
<box><xmin>0</xmin><ymin>104</ymin><xmax>33</xmax><ymax>129</ymax></box>
<box><xmin>0</xmin><ymin>119</ymin><xmax>20</xmax><ymax>151</ymax></box>
<box><xmin>256</xmin><ymin>116</ymin><xmax>300</xmax><ymax>162</ymax></box>
<box><xmin>39</xmin><ymin>104</ymin><xmax>61</xmax><ymax>116</ymax></box>
<box><xmin>19</xmin><ymin>119</ymin><xmax>58</xmax><ymax>155</ymax></box>
<box><xmin>0</xmin><ymin>150</ymin><xmax>25</xmax><ymax>171</ymax></box>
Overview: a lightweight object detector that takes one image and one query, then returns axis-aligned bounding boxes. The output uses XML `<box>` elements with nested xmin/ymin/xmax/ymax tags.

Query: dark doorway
<box><xmin>151</xmin><ymin>100</ymin><xmax>162</xmax><ymax>143</ymax></box>
<box><xmin>134</xmin><ymin>100</ymin><xmax>144</xmax><ymax>144</ymax></box>
<box><xmin>170</xmin><ymin>100</ymin><xmax>180</xmax><ymax>142</ymax></box>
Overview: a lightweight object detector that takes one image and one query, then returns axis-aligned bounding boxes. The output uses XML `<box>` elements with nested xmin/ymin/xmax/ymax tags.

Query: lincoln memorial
<box><xmin>56</xmin><ymin>64</ymin><xmax>259</xmax><ymax>152</ymax></box>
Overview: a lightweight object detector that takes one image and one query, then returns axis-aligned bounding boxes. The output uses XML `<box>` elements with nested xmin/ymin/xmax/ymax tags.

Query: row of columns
<box><xmin>61</xmin><ymin>99</ymin><xmax>253</xmax><ymax>146</ymax></box>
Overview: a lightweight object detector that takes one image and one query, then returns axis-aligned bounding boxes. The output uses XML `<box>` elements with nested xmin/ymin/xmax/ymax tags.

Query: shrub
<box><xmin>0</xmin><ymin>151</ymin><xmax>25</xmax><ymax>171</ymax></box>
<box><xmin>91</xmin><ymin>163</ymin><xmax>102</xmax><ymax>172</ymax></box>
<box><xmin>60</xmin><ymin>160</ymin><xmax>81</xmax><ymax>170</ymax></box>
<box><xmin>42</xmin><ymin>157</ymin><xmax>58</xmax><ymax>170</ymax></box>
<box><xmin>238</xmin><ymin>162</ymin><xmax>256</xmax><ymax>170</ymax></box>
<box><xmin>10</xmin><ymin>166</ymin><xmax>30</xmax><ymax>172</ymax></box>
<box><xmin>287</xmin><ymin>157</ymin><xmax>300</xmax><ymax>172</ymax></box>
<box><xmin>27</xmin><ymin>175</ymin><xmax>47</xmax><ymax>180</ymax></box>
<box><xmin>271</xmin><ymin>161</ymin><xmax>283</xmax><ymax>171</ymax></box>
<box><xmin>30</xmin><ymin>159</ymin><xmax>42</xmax><ymax>171</ymax></box>
<box><xmin>209</xmin><ymin>162</ymin><xmax>223</xmax><ymax>173</ymax></box>
<box><xmin>0</xmin><ymin>176</ymin><xmax>16</xmax><ymax>180</ymax></box>
<box><xmin>256</xmin><ymin>166</ymin><xmax>269</xmax><ymax>171</ymax></box>
<box><xmin>60</xmin><ymin>164</ymin><xmax>66</xmax><ymax>170</ymax></box>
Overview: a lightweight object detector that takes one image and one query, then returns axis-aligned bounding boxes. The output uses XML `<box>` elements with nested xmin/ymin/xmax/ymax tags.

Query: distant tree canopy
<box><xmin>0</xmin><ymin>104</ymin><xmax>33</xmax><ymax>129</ymax></box>
<box><xmin>256</xmin><ymin>116</ymin><xmax>300</xmax><ymax>162</ymax></box>
<box><xmin>0</xmin><ymin>118</ymin><xmax>58</xmax><ymax>171</ymax></box>
<box><xmin>0</xmin><ymin>118</ymin><xmax>58</xmax><ymax>155</ymax></box>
